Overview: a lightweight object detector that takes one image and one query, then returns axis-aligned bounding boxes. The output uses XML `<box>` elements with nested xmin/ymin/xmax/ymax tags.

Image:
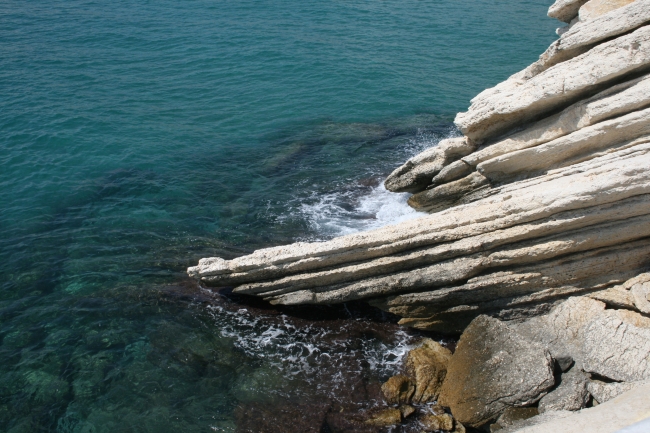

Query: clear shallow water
<box><xmin>1</xmin><ymin>1</ymin><xmax>557</xmax><ymax>431</ymax></box>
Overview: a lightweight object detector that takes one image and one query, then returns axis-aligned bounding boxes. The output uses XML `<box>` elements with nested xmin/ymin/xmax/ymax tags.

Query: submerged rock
<box><xmin>437</xmin><ymin>316</ymin><xmax>555</xmax><ymax>427</ymax></box>
<box><xmin>364</xmin><ymin>407</ymin><xmax>402</xmax><ymax>427</ymax></box>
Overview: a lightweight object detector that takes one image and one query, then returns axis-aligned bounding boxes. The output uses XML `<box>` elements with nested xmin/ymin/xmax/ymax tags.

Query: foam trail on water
<box><xmin>298</xmin><ymin>128</ymin><xmax>460</xmax><ymax>238</ymax></box>
<box><xmin>300</xmin><ymin>184</ymin><xmax>423</xmax><ymax>237</ymax></box>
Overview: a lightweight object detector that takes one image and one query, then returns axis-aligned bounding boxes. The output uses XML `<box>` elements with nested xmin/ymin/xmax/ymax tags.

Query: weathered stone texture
<box><xmin>437</xmin><ymin>316</ymin><xmax>555</xmax><ymax>427</ymax></box>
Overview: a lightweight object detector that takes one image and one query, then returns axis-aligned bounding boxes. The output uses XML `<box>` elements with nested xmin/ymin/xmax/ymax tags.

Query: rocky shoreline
<box><xmin>190</xmin><ymin>0</ymin><xmax>650</xmax><ymax>431</ymax></box>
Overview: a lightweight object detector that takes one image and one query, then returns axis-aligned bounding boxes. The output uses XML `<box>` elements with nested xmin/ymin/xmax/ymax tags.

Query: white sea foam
<box><xmin>298</xmin><ymin>128</ymin><xmax>459</xmax><ymax>238</ymax></box>
<box><xmin>299</xmin><ymin>184</ymin><xmax>424</xmax><ymax>237</ymax></box>
<box><xmin>206</xmin><ymin>302</ymin><xmax>414</xmax><ymax>389</ymax></box>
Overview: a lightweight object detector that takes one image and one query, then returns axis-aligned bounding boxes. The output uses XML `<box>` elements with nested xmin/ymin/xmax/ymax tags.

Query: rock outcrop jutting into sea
<box><xmin>189</xmin><ymin>0</ymin><xmax>650</xmax><ymax>333</ymax></box>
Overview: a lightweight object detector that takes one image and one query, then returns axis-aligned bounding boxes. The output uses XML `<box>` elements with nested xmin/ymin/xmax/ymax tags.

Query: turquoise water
<box><xmin>1</xmin><ymin>1</ymin><xmax>557</xmax><ymax>431</ymax></box>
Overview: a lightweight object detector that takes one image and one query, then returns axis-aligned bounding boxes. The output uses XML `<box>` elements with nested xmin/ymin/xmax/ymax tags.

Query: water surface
<box><xmin>0</xmin><ymin>1</ymin><xmax>557</xmax><ymax>431</ymax></box>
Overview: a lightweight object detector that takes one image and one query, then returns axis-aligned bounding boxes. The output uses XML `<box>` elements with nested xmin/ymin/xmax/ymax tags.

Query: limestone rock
<box><xmin>477</xmin><ymin>108</ymin><xmax>650</xmax><ymax>183</ymax></box>
<box><xmin>538</xmin><ymin>369</ymin><xmax>590</xmax><ymax>413</ymax></box>
<box><xmin>381</xmin><ymin>375</ymin><xmax>415</xmax><ymax>405</ymax></box>
<box><xmin>579</xmin><ymin>0</ymin><xmax>636</xmax><ymax>21</ymax></box>
<box><xmin>463</xmin><ymin>74</ymin><xmax>650</xmax><ymax>169</ymax></box>
<box><xmin>587</xmin><ymin>380</ymin><xmax>650</xmax><ymax>404</ymax></box>
<box><xmin>509</xmin><ymin>297</ymin><xmax>606</xmax><ymax>369</ymax></box>
<box><xmin>530</xmin><ymin>1</ymin><xmax>650</xmax><ymax>79</ymax></box>
<box><xmin>629</xmin><ymin>275</ymin><xmax>650</xmax><ymax>314</ymax></box>
<box><xmin>549</xmin><ymin>0</ymin><xmax>591</xmax><ymax>22</ymax></box>
<box><xmin>437</xmin><ymin>316</ymin><xmax>555</xmax><ymax>427</ymax></box>
<box><xmin>582</xmin><ymin>309</ymin><xmax>650</xmax><ymax>382</ymax></box>
<box><xmin>384</xmin><ymin>137</ymin><xmax>475</xmax><ymax>193</ymax></box>
<box><xmin>405</xmin><ymin>339</ymin><xmax>452</xmax><ymax>403</ymax></box>
<box><xmin>189</xmin><ymin>1</ymin><xmax>650</xmax><ymax>335</ymax></box>
<box><xmin>455</xmin><ymin>26</ymin><xmax>650</xmax><ymax>143</ymax></box>
<box><xmin>498</xmin><ymin>382</ymin><xmax>650</xmax><ymax>433</ymax></box>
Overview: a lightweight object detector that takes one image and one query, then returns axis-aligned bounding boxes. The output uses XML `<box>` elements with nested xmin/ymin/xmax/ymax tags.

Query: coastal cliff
<box><xmin>190</xmin><ymin>0</ymin><xmax>650</xmax><ymax>334</ymax></box>
<box><xmin>190</xmin><ymin>1</ymin><xmax>650</xmax><ymax>430</ymax></box>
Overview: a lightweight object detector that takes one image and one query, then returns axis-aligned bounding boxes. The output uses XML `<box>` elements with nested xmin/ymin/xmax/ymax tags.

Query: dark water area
<box><xmin>1</xmin><ymin>0</ymin><xmax>558</xmax><ymax>431</ymax></box>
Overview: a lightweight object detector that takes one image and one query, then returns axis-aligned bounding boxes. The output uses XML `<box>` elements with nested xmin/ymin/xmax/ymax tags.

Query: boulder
<box><xmin>437</xmin><ymin>316</ymin><xmax>555</xmax><ymax>427</ymax></box>
<box><xmin>582</xmin><ymin>309</ymin><xmax>650</xmax><ymax>382</ymax></box>
<box><xmin>538</xmin><ymin>368</ymin><xmax>590</xmax><ymax>413</ymax></box>
<box><xmin>509</xmin><ymin>297</ymin><xmax>606</xmax><ymax>369</ymax></box>
<box><xmin>497</xmin><ymin>411</ymin><xmax>573</xmax><ymax>433</ymax></box>
<box><xmin>628</xmin><ymin>274</ymin><xmax>650</xmax><ymax>314</ymax></box>
<box><xmin>364</xmin><ymin>408</ymin><xmax>402</xmax><ymax>427</ymax></box>
<box><xmin>405</xmin><ymin>339</ymin><xmax>452</xmax><ymax>403</ymax></box>
<box><xmin>381</xmin><ymin>375</ymin><xmax>415</xmax><ymax>405</ymax></box>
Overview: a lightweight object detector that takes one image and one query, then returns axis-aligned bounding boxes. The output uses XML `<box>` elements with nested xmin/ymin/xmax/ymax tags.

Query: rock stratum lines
<box><xmin>189</xmin><ymin>0</ymin><xmax>650</xmax><ymax>333</ymax></box>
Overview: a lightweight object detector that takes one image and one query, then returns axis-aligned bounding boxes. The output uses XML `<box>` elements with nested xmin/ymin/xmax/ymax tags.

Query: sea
<box><xmin>0</xmin><ymin>1</ymin><xmax>557</xmax><ymax>432</ymax></box>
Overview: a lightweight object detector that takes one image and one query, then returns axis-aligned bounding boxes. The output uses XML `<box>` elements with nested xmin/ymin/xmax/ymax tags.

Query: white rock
<box><xmin>582</xmin><ymin>309</ymin><xmax>650</xmax><ymax>382</ymax></box>
<box><xmin>579</xmin><ymin>0</ymin><xmax>636</xmax><ymax>22</ymax></box>
<box><xmin>463</xmin><ymin>74</ymin><xmax>650</xmax><ymax>168</ymax></box>
<box><xmin>549</xmin><ymin>0</ymin><xmax>591</xmax><ymax>22</ymax></box>
<box><xmin>455</xmin><ymin>26</ymin><xmax>650</xmax><ymax>143</ymax></box>
<box><xmin>477</xmin><ymin>109</ymin><xmax>650</xmax><ymax>183</ymax></box>
<box><xmin>587</xmin><ymin>380</ymin><xmax>650</xmax><ymax>404</ymax></box>
<box><xmin>531</xmin><ymin>0</ymin><xmax>650</xmax><ymax>77</ymax></box>
<box><xmin>505</xmin><ymin>382</ymin><xmax>650</xmax><ymax>433</ymax></box>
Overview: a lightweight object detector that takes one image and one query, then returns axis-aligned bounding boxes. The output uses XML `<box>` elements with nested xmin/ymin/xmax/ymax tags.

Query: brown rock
<box><xmin>452</xmin><ymin>421</ymin><xmax>467</xmax><ymax>433</ymax></box>
<box><xmin>381</xmin><ymin>375</ymin><xmax>415</xmax><ymax>405</ymax></box>
<box><xmin>399</xmin><ymin>405</ymin><xmax>416</xmax><ymax>418</ymax></box>
<box><xmin>421</xmin><ymin>412</ymin><xmax>454</xmax><ymax>431</ymax></box>
<box><xmin>364</xmin><ymin>408</ymin><xmax>402</xmax><ymax>427</ymax></box>
<box><xmin>438</xmin><ymin>316</ymin><xmax>555</xmax><ymax>427</ymax></box>
<box><xmin>405</xmin><ymin>338</ymin><xmax>452</xmax><ymax>403</ymax></box>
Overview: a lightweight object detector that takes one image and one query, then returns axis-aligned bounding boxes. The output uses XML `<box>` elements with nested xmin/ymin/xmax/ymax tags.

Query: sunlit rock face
<box><xmin>189</xmin><ymin>0</ymin><xmax>650</xmax><ymax>333</ymax></box>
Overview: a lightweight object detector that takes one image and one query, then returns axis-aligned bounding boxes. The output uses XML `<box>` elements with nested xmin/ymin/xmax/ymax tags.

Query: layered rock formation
<box><xmin>188</xmin><ymin>0</ymin><xmax>650</xmax><ymax>332</ymax></box>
